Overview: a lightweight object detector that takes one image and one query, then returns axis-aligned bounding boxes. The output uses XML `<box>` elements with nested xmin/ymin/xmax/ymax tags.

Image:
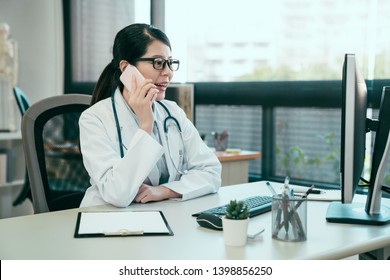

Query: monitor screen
<box><xmin>326</xmin><ymin>54</ymin><xmax>390</xmax><ymax>225</ymax></box>
<box><xmin>339</xmin><ymin>54</ymin><xmax>367</xmax><ymax>204</ymax></box>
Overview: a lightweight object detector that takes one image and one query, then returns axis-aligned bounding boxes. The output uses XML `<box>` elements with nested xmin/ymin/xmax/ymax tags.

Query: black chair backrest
<box><xmin>22</xmin><ymin>94</ymin><xmax>91</xmax><ymax>213</ymax></box>
<box><xmin>12</xmin><ymin>87</ymin><xmax>32</xmax><ymax>206</ymax></box>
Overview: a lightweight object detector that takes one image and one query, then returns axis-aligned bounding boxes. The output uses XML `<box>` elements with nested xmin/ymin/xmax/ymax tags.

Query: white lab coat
<box><xmin>79</xmin><ymin>88</ymin><xmax>221</xmax><ymax>207</ymax></box>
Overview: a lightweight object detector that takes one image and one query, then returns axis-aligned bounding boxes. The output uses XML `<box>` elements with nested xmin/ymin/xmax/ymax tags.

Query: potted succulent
<box><xmin>222</xmin><ymin>199</ymin><xmax>250</xmax><ymax>246</ymax></box>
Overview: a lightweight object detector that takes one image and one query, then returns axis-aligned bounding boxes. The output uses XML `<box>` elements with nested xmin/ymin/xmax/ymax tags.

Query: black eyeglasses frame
<box><xmin>134</xmin><ymin>57</ymin><xmax>180</xmax><ymax>71</ymax></box>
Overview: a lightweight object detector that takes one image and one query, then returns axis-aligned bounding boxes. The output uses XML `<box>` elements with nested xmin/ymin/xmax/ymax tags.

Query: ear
<box><xmin>119</xmin><ymin>60</ymin><xmax>129</xmax><ymax>73</ymax></box>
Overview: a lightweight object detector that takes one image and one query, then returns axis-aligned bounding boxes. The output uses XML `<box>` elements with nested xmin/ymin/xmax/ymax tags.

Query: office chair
<box><xmin>13</xmin><ymin>87</ymin><xmax>30</xmax><ymax>115</ymax></box>
<box><xmin>12</xmin><ymin>87</ymin><xmax>32</xmax><ymax>206</ymax></box>
<box><xmin>22</xmin><ymin>94</ymin><xmax>91</xmax><ymax>213</ymax></box>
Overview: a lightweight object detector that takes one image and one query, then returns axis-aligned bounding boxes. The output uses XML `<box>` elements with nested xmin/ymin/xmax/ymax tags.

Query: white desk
<box><xmin>0</xmin><ymin>181</ymin><xmax>390</xmax><ymax>260</ymax></box>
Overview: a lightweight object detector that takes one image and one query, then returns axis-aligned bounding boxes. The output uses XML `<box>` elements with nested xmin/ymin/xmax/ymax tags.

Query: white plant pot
<box><xmin>222</xmin><ymin>217</ymin><xmax>249</xmax><ymax>247</ymax></box>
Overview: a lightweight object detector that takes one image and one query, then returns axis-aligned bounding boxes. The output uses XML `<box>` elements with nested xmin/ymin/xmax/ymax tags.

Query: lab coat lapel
<box><xmin>113</xmin><ymin>90</ymin><xmax>137</xmax><ymax>150</ymax></box>
<box><xmin>156</xmin><ymin>103</ymin><xmax>181</xmax><ymax>181</ymax></box>
<box><xmin>148</xmin><ymin>120</ymin><xmax>161</xmax><ymax>186</ymax></box>
<box><xmin>158</xmin><ymin>118</ymin><xmax>174</xmax><ymax>180</ymax></box>
<box><xmin>147</xmin><ymin>106</ymin><xmax>165</xmax><ymax>186</ymax></box>
<box><xmin>113</xmin><ymin>91</ymin><xmax>160</xmax><ymax>185</ymax></box>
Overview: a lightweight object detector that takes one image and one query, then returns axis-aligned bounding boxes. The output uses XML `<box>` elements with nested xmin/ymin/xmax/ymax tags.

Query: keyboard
<box><xmin>192</xmin><ymin>195</ymin><xmax>272</xmax><ymax>218</ymax></box>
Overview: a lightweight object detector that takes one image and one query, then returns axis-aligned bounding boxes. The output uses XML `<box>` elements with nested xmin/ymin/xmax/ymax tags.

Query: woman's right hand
<box><xmin>125</xmin><ymin>75</ymin><xmax>159</xmax><ymax>134</ymax></box>
<box><xmin>134</xmin><ymin>184</ymin><xmax>181</xmax><ymax>203</ymax></box>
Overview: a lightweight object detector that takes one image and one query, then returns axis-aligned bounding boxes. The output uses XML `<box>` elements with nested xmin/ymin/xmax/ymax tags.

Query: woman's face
<box><xmin>136</xmin><ymin>40</ymin><xmax>173</xmax><ymax>101</ymax></box>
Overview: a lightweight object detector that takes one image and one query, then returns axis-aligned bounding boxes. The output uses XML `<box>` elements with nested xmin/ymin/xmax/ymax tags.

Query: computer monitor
<box><xmin>326</xmin><ymin>53</ymin><xmax>390</xmax><ymax>225</ymax></box>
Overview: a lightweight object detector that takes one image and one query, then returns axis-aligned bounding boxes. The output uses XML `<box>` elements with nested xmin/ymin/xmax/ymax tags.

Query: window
<box><xmin>64</xmin><ymin>0</ymin><xmax>390</xmax><ymax>185</ymax></box>
<box><xmin>64</xmin><ymin>0</ymin><xmax>150</xmax><ymax>90</ymax></box>
<box><xmin>195</xmin><ymin>105</ymin><xmax>262</xmax><ymax>175</ymax></box>
<box><xmin>164</xmin><ymin>0</ymin><xmax>390</xmax><ymax>184</ymax></box>
<box><xmin>65</xmin><ymin>0</ymin><xmax>390</xmax><ymax>84</ymax></box>
<box><xmin>165</xmin><ymin>0</ymin><xmax>390</xmax><ymax>82</ymax></box>
<box><xmin>274</xmin><ymin>108</ymin><xmax>341</xmax><ymax>183</ymax></box>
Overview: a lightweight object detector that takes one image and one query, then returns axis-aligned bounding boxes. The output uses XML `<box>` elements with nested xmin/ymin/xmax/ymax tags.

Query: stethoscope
<box><xmin>111</xmin><ymin>91</ymin><xmax>188</xmax><ymax>176</ymax></box>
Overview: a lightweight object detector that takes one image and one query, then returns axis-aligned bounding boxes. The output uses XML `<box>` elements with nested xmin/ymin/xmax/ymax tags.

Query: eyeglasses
<box><xmin>134</xmin><ymin>57</ymin><xmax>180</xmax><ymax>71</ymax></box>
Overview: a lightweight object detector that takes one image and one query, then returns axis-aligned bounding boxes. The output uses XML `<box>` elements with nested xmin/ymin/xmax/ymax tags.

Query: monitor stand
<box><xmin>327</xmin><ymin>88</ymin><xmax>390</xmax><ymax>226</ymax></box>
<box><xmin>326</xmin><ymin>201</ymin><xmax>390</xmax><ymax>225</ymax></box>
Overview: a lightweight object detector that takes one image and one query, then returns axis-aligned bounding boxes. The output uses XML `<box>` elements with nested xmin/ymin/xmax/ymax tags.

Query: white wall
<box><xmin>0</xmin><ymin>0</ymin><xmax>63</xmax><ymax>105</ymax></box>
<box><xmin>0</xmin><ymin>0</ymin><xmax>63</xmax><ymax>217</ymax></box>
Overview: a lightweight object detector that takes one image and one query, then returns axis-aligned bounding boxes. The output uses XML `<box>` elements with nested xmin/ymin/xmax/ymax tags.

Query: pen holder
<box><xmin>271</xmin><ymin>194</ymin><xmax>307</xmax><ymax>242</ymax></box>
<box><xmin>211</xmin><ymin>131</ymin><xmax>228</xmax><ymax>151</ymax></box>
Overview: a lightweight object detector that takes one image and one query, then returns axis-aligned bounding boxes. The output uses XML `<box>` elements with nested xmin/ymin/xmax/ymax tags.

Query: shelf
<box><xmin>0</xmin><ymin>179</ymin><xmax>24</xmax><ymax>188</ymax></box>
<box><xmin>0</xmin><ymin>131</ymin><xmax>22</xmax><ymax>141</ymax></box>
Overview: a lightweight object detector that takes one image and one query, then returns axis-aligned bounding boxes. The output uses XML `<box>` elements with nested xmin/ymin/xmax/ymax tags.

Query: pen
<box><xmin>295</xmin><ymin>189</ymin><xmax>322</xmax><ymax>195</ymax></box>
<box><xmin>284</xmin><ymin>176</ymin><xmax>290</xmax><ymax>188</ymax></box>
<box><xmin>281</xmin><ymin>176</ymin><xmax>291</xmax><ymax>235</ymax></box>
<box><xmin>292</xmin><ymin>187</ymin><xmax>311</xmax><ymax>239</ymax></box>
<box><xmin>295</xmin><ymin>185</ymin><xmax>315</xmax><ymax>209</ymax></box>
<box><xmin>104</xmin><ymin>229</ymin><xmax>144</xmax><ymax>236</ymax></box>
<box><xmin>273</xmin><ymin>200</ymin><xmax>283</xmax><ymax>236</ymax></box>
<box><xmin>308</xmin><ymin>189</ymin><xmax>322</xmax><ymax>194</ymax></box>
<box><xmin>267</xmin><ymin>181</ymin><xmax>283</xmax><ymax>236</ymax></box>
<box><xmin>291</xmin><ymin>209</ymin><xmax>305</xmax><ymax>239</ymax></box>
<box><xmin>292</xmin><ymin>185</ymin><xmax>324</xmax><ymax>195</ymax></box>
<box><xmin>266</xmin><ymin>181</ymin><xmax>277</xmax><ymax>195</ymax></box>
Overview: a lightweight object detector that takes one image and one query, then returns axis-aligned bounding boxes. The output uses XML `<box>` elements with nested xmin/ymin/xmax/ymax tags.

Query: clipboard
<box><xmin>74</xmin><ymin>210</ymin><xmax>174</xmax><ymax>238</ymax></box>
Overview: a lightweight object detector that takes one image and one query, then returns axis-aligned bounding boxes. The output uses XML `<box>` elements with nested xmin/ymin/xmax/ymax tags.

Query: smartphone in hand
<box><xmin>119</xmin><ymin>65</ymin><xmax>145</xmax><ymax>92</ymax></box>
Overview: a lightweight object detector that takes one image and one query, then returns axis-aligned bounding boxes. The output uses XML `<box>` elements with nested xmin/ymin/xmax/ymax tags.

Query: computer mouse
<box><xmin>196</xmin><ymin>213</ymin><xmax>223</xmax><ymax>231</ymax></box>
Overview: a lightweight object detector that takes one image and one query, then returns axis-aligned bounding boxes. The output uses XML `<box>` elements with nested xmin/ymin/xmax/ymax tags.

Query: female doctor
<box><xmin>78</xmin><ymin>23</ymin><xmax>221</xmax><ymax>207</ymax></box>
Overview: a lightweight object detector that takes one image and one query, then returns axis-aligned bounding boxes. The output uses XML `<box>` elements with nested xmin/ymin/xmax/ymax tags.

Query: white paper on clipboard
<box><xmin>75</xmin><ymin>211</ymin><xmax>173</xmax><ymax>237</ymax></box>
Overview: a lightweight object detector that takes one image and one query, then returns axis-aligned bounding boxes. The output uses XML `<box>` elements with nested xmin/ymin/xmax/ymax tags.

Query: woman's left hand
<box><xmin>134</xmin><ymin>184</ymin><xmax>181</xmax><ymax>203</ymax></box>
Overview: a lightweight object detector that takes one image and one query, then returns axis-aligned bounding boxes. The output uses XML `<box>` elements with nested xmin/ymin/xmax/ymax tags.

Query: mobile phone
<box><xmin>119</xmin><ymin>65</ymin><xmax>145</xmax><ymax>92</ymax></box>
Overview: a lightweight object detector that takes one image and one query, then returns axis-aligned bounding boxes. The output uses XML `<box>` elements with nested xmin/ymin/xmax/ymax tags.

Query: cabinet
<box><xmin>0</xmin><ymin>132</ymin><xmax>24</xmax><ymax>186</ymax></box>
<box><xmin>0</xmin><ymin>132</ymin><xmax>33</xmax><ymax>218</ymax></box>
<box><xmin>215</xmin><ymin>150</ymin><xmax>261</xmax><ymax>186</ymax></box>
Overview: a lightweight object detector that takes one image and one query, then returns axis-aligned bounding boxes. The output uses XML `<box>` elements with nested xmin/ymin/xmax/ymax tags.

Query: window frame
<box><xmin>62</xmin><ymin>0</ymin><xmax>155</xmax><ymax>94</ymax></box>
<box><xmin>194</xmin><ymin>80</ymin><xmax>389</xmax><ymax>185</ymax></box>
<box><xmin>62</xmin><ymin>0</ymin><xmax>390</xmax><ymax>186</ymax></box>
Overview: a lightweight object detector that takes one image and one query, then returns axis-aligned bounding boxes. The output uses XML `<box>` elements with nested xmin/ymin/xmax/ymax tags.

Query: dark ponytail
<box><xmin>91</xmin><ymin>23</ymin><xmax>171</xmax><ymax>106</ymax></box>
<box><xmin>91</xmin><ymin>61</ymin><xmax>119</xmax><ymax>105</ymax></box>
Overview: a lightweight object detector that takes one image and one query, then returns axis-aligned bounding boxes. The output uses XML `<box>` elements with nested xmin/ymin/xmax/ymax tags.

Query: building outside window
<box><xmin>165</xmin><ymin>0</ymin><xmax>390</xmax><ymax>184</ymax></box>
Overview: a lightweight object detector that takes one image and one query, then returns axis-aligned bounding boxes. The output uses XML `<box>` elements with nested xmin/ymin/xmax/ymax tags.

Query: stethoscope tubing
<box><xmin>111</xmin><ymin>91</ymin><xmax>187</xmax><ymax>175</ymax></box>
<box><xmin>111</xmin><ymin>91</ymin><xmax>125</xmax><ymax>158</ymax></box>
